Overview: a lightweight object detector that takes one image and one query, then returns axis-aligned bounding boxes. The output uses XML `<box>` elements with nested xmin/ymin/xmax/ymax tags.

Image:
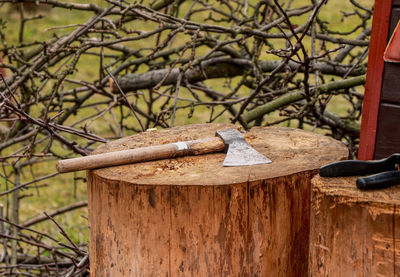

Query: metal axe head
<box><xmin>216</xmin><ymin>129</ymin><xmax>272</xmax><ymax>167</ymax></box>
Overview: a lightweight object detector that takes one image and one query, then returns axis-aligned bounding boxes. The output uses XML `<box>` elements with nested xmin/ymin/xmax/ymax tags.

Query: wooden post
<box><xmin>358</xmin><ymin>0</ymin><xmax>393</xmax><ymax>160</ymax></box>
<box><xmin>309</xmin><ymin>175</ymin><xmax>400</xmax><ymax>276</ymax></box>
<box><xmin>87</xmin><ymin>123</ymin><xmax>348</xmax><ymax>276</ymax></box>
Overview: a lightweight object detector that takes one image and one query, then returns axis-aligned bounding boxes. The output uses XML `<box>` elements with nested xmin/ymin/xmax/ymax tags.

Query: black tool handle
<box><xmin>319</xmin><ymin>154</ymin><xmax>399</xmax><ymax>177</ymax></box>
<box><xmin>357</xmin><ymin>170</ymin><xmax>400</xmax><ymax>190</ymax></box>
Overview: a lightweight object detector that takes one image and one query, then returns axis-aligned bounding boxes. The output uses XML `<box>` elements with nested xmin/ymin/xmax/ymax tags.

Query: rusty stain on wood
<box><xmin>87</xmin><ymin>123</ymin><xmax>348</xmax><ymax>276</ymax></box>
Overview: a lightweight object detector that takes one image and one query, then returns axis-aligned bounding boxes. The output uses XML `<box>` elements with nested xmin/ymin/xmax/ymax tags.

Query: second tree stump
<box><xmin>87</xmin><ymin>124</ymin><xmax>348</xmax><ymax>276</ymax></box>
<box><xmin>310</xmin><ymin>175</ymin><xmax>400</xmax><ymax>276</ymax></box>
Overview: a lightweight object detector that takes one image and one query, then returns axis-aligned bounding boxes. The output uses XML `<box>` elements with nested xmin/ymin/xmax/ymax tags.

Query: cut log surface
<box><xmin>87</xmin><ymin>123</ymin><xmax>348</xmax><ymax>276</ymax></box>
<box><xmin>309</xmin><ymin>175</ymin><xmax>400</xmax><ymax>276</ymax></box>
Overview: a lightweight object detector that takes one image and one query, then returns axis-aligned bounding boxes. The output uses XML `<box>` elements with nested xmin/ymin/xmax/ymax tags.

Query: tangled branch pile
<box><xmin>0</xmin><ymin>0</ymin><xmax>371</xmax><ymax>275</ymax></box>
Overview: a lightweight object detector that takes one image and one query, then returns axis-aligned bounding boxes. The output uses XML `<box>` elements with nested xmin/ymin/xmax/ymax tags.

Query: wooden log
<box><xmin>309</xmin><ymin>175</ymin><xmax>400</xmax><ymax>276</ymax></box>
<box><xmin>87</xmin><ymin>123</ymin><xmax>348</xmax><ymax>276</ymax></box>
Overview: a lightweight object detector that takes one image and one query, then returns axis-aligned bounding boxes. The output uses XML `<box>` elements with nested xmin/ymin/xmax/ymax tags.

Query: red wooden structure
<box><xmin>359</xmin><ymin>0</ymin><xmax>400</xmax><ymax>159</ymax></box>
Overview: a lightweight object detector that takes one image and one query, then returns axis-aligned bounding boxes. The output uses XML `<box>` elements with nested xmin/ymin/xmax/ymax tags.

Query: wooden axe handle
<box><xmin>56</xmin><ymin>137</ymin><xmax>225</xmax><ymax>173</ymax></box>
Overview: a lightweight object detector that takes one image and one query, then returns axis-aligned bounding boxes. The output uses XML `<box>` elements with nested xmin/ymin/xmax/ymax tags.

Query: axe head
<box><xmin>216</xmin><ymin>129</ymin><xmax>272</xmax><ymax>167</ymax></box>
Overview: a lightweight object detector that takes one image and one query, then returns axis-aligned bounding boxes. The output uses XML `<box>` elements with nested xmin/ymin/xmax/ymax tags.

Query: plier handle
<box><xmin>319</xmin><ymin>154</ymin><xmax>400</xmax><ymax>190</ymax></box>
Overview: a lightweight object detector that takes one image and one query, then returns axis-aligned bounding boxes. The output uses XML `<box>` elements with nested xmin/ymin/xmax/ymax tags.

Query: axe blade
<box><xmin>216</xmin><ymin>129</ymin><xmax>272</xmax><ymax>167</ymax></box>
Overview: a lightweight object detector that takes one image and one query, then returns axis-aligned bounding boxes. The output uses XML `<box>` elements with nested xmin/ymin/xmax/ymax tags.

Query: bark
<box><xmin>242</xmin><ymin>75</ymin><xmax>366</xmax><ymax>124</ymax></box>
<box><xmin>115</xmin><ymin>58</ymin><xmax>366</xmax><ymax>92</ymax></box>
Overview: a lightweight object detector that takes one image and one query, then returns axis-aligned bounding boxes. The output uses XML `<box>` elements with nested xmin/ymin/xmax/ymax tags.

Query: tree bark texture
<box><xmin>115</xmin><ymin>58</ymin><xmax>366</xmax><ymax>92</ymax></box>
<box><xmin>87</xmin><ymin>124</ymin><xmax>348</xmax><ymax>276</ymax></box>
<box><xmin>309</xmin><ymin>175</ymin><xmax>400</xmax><ymax>276</ymax></box>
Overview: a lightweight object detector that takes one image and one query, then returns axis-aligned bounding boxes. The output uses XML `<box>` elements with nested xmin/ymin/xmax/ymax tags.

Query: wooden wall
<box><xmin>358</xmin><ymin>0</ymin><xmax>393</xmax><ymax>160</ymax></box>
<box><xmin>374</xmin><ymin>0</ymin><xmax>400</xmax><ymax>158</ymax></box>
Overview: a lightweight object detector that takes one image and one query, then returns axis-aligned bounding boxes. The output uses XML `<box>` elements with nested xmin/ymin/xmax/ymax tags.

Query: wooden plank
<box><xmin>381</xmin><ymin>7</ymin><xmax>400</xmax><ymax>103</ymax></box>
<box><xmin>359</xmin><ymin>0</ymin><xmax>393</xmax><ymax>160</ymax></box>
<box><xmin>390</xmin><ymin>8</ymin><xmax>400</xmax><ymax>35</ymax></box>
<box><xmin>381</xmin><ymin>63</ymin><xmax>400</xmax><ymax>104</ymax></box>
<box><xmin>374</xmin><ymin>103</ymin><xmax>400</xmax><ymax>159</ymax></box>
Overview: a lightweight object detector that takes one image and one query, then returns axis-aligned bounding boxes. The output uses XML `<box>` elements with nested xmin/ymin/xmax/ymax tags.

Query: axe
<box><xmin>56</xmin><ymin>129</ymin><xmax>271</xmax><ymax>173</ymax></box>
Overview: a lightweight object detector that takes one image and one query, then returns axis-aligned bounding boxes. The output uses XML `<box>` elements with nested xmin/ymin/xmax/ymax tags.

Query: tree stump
<box><xmin>309</xmin><ymin>175</ymin><xmax>400</xmax><ymax>276</ymax></box>
<box><xmin>87</xmin><ymin>124</ymin><xmax>348</xmax><ymax>276</ymax></box>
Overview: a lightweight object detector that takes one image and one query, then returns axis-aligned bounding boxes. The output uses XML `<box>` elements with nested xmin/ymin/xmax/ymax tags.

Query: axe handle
<box><xmin>56</xmin><ymin>137</ymin><xmax>225</xmax><ymax>173</ymax></box>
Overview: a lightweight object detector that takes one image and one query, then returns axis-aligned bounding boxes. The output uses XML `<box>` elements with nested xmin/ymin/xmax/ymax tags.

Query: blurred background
<box><xmin>0</xmin><ymin>0</ymin><xmax>372</xmax><ymax>275</ymax></box>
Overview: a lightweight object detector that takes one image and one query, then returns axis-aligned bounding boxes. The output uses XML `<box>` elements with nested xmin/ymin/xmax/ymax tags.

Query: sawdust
<box><xmin>93</xmin><ymin>124</ymin><xmax>348</xmax><ymax>186</ymax></box>
<box><xmin>154</xmin><ymin>157</ymin><xmax>196</xmax><ymax>172</ymax></box>
<box><xmin>312</xmin><ymin>175</ymin><xmax>400</xmax><ymax>208</ymax></box>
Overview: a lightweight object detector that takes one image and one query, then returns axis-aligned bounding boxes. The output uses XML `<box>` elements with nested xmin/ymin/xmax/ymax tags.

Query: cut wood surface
<box><xmin>87</xmin><ymin>123</ymin><xmax>348</xmax><ymax>276</ymax></box>
<box><xmin>309</xmin><ymin>175</ymin><xmax>400</xmax><ymax>276</ymax></box>
<box><xmin>91</xmin><ymin>124</ymin><xmax>348</xmax><ymax>185</ymax></box>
